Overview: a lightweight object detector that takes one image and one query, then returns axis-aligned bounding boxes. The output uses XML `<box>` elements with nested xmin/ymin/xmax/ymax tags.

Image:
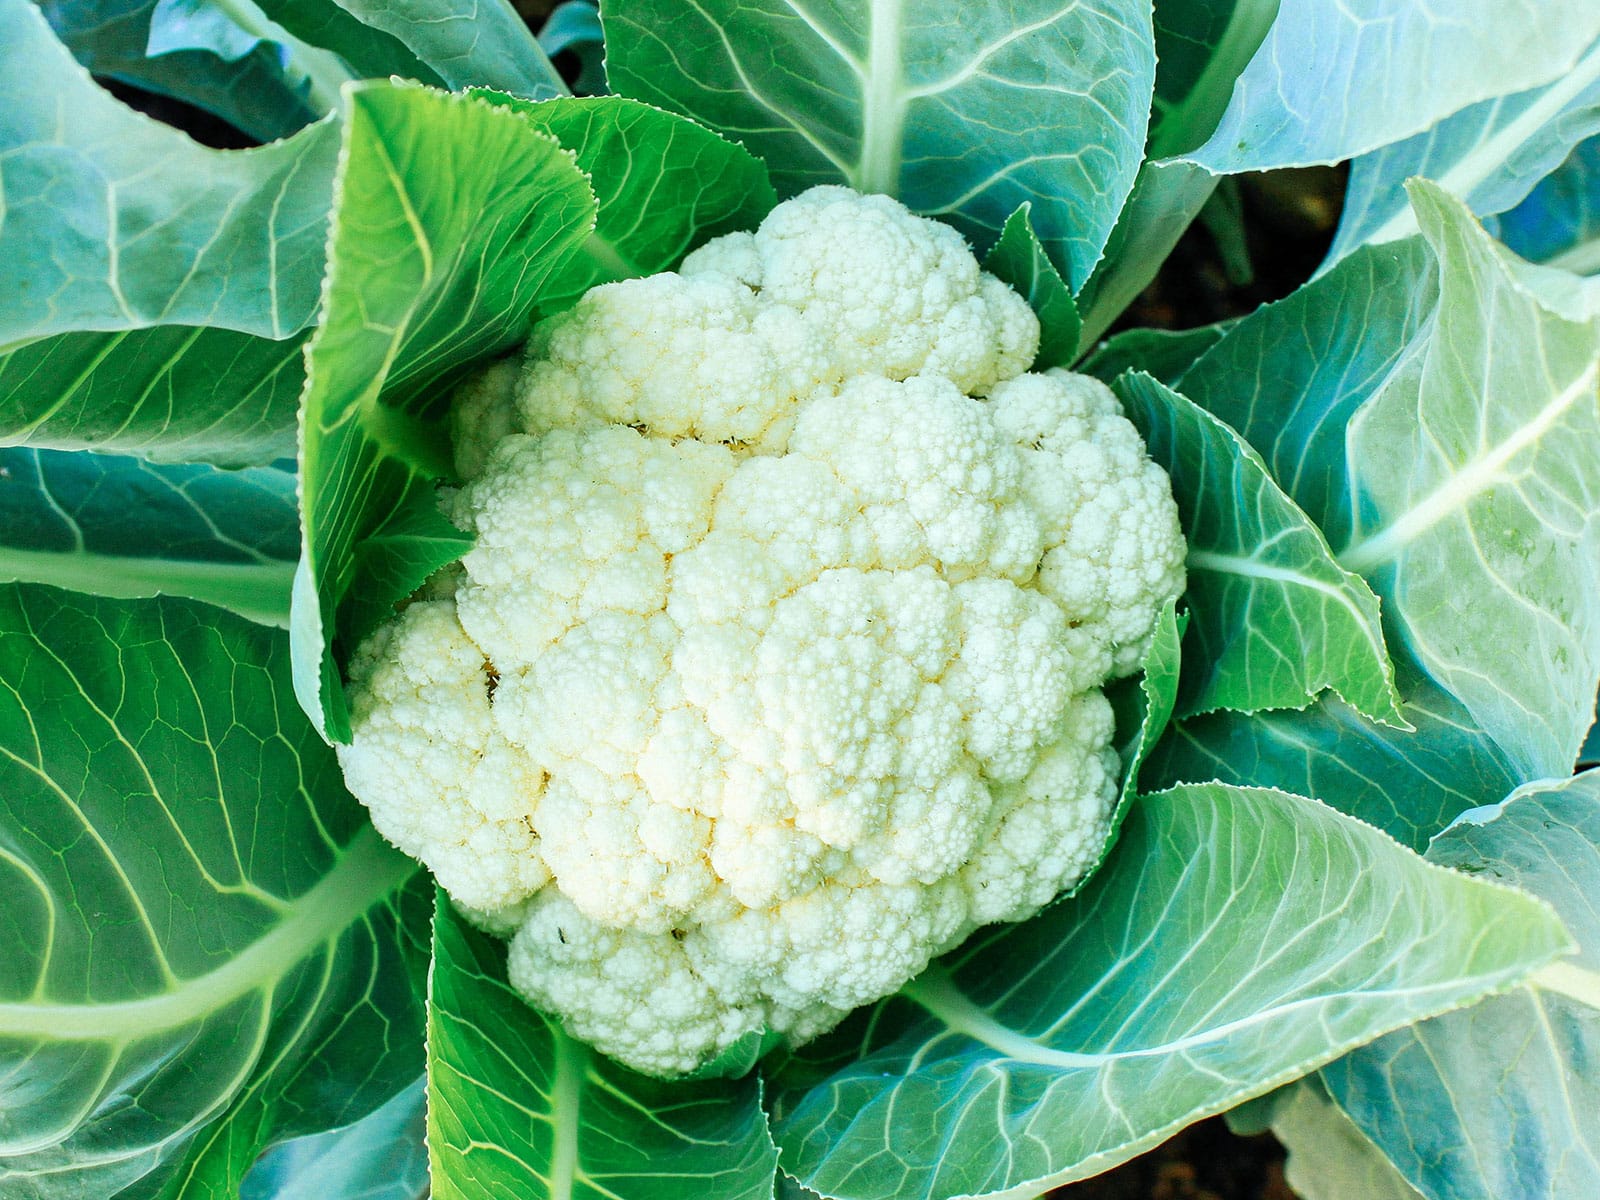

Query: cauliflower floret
<box><xmin>341</xmin><ymin>186</ymin><xmax>1186</xmax><ymax>1077</ymax></box>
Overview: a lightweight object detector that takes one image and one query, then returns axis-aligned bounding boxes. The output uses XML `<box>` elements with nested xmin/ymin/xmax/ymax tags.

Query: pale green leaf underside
<box><xmin>1323</xmin><ymin>772</ymin><xmax>1600</xmax><ymax>1200</ymax></box>
<box><xmin>1116</xmin><ymin>372</ymin><xmax>1402</xmax><ymax>724</ymax></box>
<box><xmin>601</xmin><ymin>0</ymin><xmax>1154</xmax><ymax>289</ymax></box>
<box><xmin>0</xmin><ymin>0</ymin><xmax>339</xmax><ymax>344</ymax></box>
<box><xmin>1329</xmin><ymin>31</ymin><xmax>1600</xmax><ymax>265</ymax></box>
<box><xmin>771</xmin><ymin>783</ymin><xmax>1568</xmax><ymax>1200</ymax></box>
<box><xmin>0</xmin><ymin>448</ymin><xmax>298</xmax><ymax>627</ymax></box>
<box><xmin>0</xmin><ymin>587</ymin><xmax>422</xmax><ymax>1200</ymax></box>
<box><xmin>1188</xmin><ymin>0</ymin><xmax>1600</xmax><ymax>173</ymax></box>
<box><xmin>427</xmin><ymin>897</ymin><xmax>779</xmax><ymax>1200</ymax></box>
<box><xmin>1339</xmin><ymin>182</ymin><xmax>1600</xmax><ymax>778</ymax></box>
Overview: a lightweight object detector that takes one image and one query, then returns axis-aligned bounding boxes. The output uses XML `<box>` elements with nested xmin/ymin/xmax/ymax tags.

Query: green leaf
<box><xmin>1336</xmin><ymin>182</ymin><xmax>1600</xmax><ymax>778</ymax></box>
<box><xmin>147</xmin><ymin>0</ymin><xmax>360</xmax><ymax>114</ymax></box>
<box><xmin>0</xmin><ymin>586</ymin><xmax>427</xmax><ymax>1200</ymax></box>
<box><xmin>1175</xmin><ymin>237</ymin><xmax>1437</xmax><ymax>548</ymax></box>
<box><xmin>239</xmin><ymin>1079</ymin><xmax>427</xmax><ymax>1200</ymax></box>
<box><xmin>768</xmin><ymin>782</ymin><xmax>1569</xmax><ymax>1199</ymax></box>
<box><xmin>1328</xmin><ymin>31</ymin><xmax>1600</xmax><ymax>266</ymax></box>
<box><xmin>1187</xmin><ymin>1</ymin><xmax>1600</xmax><ymax>173</ymax></box>
<box><xmin>1115</xmin><ymin>372</ymin><xmax>1403</xmax><ymax>724</ymax></box>
<box><xmin>1078</xmin><ymin>321</ymin><xmax>1234</xmax><ymax>388</ymax></box>
<box><xmin>1146</xmin><ymin>673</ymin><xmax>1521</xmax><ymax>853</ymax></box>
<box><xmin>39</xmin><ymin>0</ymin><xmax>321</xmax><ymax>141</ymax></box>
<box><xmin>1148</xmin><ymin>0</ymin><xmax>1278</xmax><ymax>159</ymax></box>
<box><xmin>1099</xmin><ymin>600</ymin><xmax>1184</xmax><ymax>873</ymax></box>
<box><xmin>293</xmin><ymin>82</ymin><xmax>596</xmax><ymax>740</ymax></box>
<box><xmin>1322</xmin><ymin>772</ymin><xmax>1600</xmax><ymax>1200</ymax></box>
<box><xmin>474</xmin><ymin>93</ymin><xmax>778</xmax><ymax>311</ymax></box>
<box><xmin>539</xmin><ymin>0</ymin><xmax>607</xmax><ymax>96</ymax></box>
<box><xmin>329</xmin><ymin>0</ymin><xmax>567</xmax><ymax>99</ymax></box>
<box><xmin>0</xmin><ymin>0</ymin><xmax>340</xmax><ymax>344</ymax></box>
<box><xmin>427</xmin><ymin>895</ymin><xmax>779</xmax><ymax>1200</ymax></box>
<box><xmin>1074</xmin><ymin>158</ymin><xmax>1219</xmax><ymax>348</ymax></box>
<box><xmin>1251</xmin><ymin>1079</ymin><xmax>1425</xmax><ymax>1200</ymax></box>
<box><xmin>247</xmin><ymin>0</ymin><xmax>446</xmax><ymax>92</ymax></box>
<box><xmin>0</xmin><ymin>325</ymin><xmax>306</xmax><ymax>466</ymax></box>
<box><xmin>601</xmin><ymin>0</ymin><xmax>1156</xmax><ymax>289</ymax></box>
<box><xmin>982</xmin><ymin>204</ymin><xmax>1081</xmax><ymax>370</ymax></box>
<box><xmin>1499</xmin><ymin>135</ymin><xmax>1600</xmax><ymax>275</ymax></box>
<box><xmin>0</xmin><ymin>448</ymin><xmax>299</xmax><ymax>627</ymax></box>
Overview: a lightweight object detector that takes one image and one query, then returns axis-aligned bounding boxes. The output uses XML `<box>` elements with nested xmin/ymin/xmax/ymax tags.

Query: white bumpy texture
<box><xmin>338</xmin><ymin>186</ymin><xmax>1187</xmax><ymax>1076</ymax></box>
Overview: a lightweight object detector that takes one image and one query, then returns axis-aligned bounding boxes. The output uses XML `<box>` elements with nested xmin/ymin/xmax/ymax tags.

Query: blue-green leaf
<box><xmin>601</xmin><ymin>0</ymin><xmax>1155</xmax><ymax>290</ymax></box>
<box><xmin>1336</xmin><ymin>183</ymin><xmax>1600</xmax><ymax>778</ymax></box>
<box><xmin>0</xmin><ymin>448</ymin><xmax>298</xmax><ymax>626</ymax></box>
<box><xmin>0</xmin><ymin>0</ymin><xmax>340</xmax><ymax>344</ymax></box>
<box><xmin>39</xmin><ymin>0</ymin><xmax>321</xmax><ymax>141</ymax></box>
<box><xmin>1498</xmin><ymin>135</ymin><xmax>1600</xmax><ymax>274</ymax></box>
<box><xmin>330</xmin><ymin>0</ymin><xmax>567</xmax><ymax>99</ymax></box>
<box><xmin>1328</xmin><ymin>31</ymin><xmax>1600</xmax><ymax>266</ymax></box>
<box><xmin>1323</xmin><ymin>772</ymin><xmax>1600</xmax><ymax>1200</ymax></box>
<box><xmin>1188</xmin><ymin>1</ymin><xmax>1600</xmax><ymax>173</ymax></box>
<box><xmin>769</xmin><ymin>782</ymin><xmax>1569</xmax><ymax>1199</ymax></box>
<box><xmin>1146</xmin><ymin>673</ymin><xmax>1520</xmax><ymax>853</ymax></box>
<box><xmin>427</xmin><ymin>896</ymin><xmax>779</xmax><ymax>1200</ymax></box>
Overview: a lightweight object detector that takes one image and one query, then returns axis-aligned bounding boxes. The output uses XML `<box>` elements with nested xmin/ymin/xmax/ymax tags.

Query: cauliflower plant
<box><xmin>337</xmin><ymin>186</ymin><xmax>1186</xmax><ymax>1076</ymax></box>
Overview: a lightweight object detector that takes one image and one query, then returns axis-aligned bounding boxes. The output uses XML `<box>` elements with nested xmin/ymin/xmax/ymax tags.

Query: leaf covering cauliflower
<box><xmin>337</xmin><ymin>186</ymin><xmax>1186</xmax><ymax>1076</ymax></box>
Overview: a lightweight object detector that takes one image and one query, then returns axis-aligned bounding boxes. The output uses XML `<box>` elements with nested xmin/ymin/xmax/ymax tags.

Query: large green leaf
<box><xmin>0</xmin><ymin>586</ymin><xmax>427</xmax><ymax>1200</ymax></box>
<box><xmin>982</xmin><ymin>204</ymin><xmax>1081</xmax><ymax>370</ymax></box>
<box><xmin>1336</xmin><ymin>183</ymin><xmax>1600</xmax><ymax>778</ymax></box>
<box><xmin>0</xmin><ymin>0</ymin><xmax>340</xmax><ymax>345</ymax></box>
<box><xmin>328</xmin><ymin>0</ymin><xmax>566</xmax><ymax>98</ymax></box>
<box><xmin>1146</xmin><ymin>673</ymin><xmax>1521</xmax><ymax>852</ymax></box>
<box><xmin>475</xmin><ymin>93</ymin><xmax>778</xmax><ymax>312</ymax></box>
<box><xmin>426</xmin><ymin>897</ymin><xmax>779</xmax><ymax>1200</ymax></box>
<box><xmin>0</xmin><ymin>448</ymin><xmax>298</xmax><ymax>627</ymax></box>
<box><xmin>601</xmin><ymin>0</ymin><xmax>1155</xmax><ymax>290</ymax></box>
<box><xmin>145</xmin><ymin>0</ymin><xmax>360</xmax><ymax>115</ymax></box>
<box><xmin>1147</xmin><ymin>0</ymin><xmax>1277</xmax><ymax>158</ymax></box>
<box><xmin>1328</xmin><ymin>31</ymin><xmax>1600</xmax><ymax>265</ymax></box>
<box><xmin>1074</xmin><ymin>158</ymin><xmax>1218</xmax><ymax>349</ymax></box>
<box><xmin>293</xmin><ymin>82</ymin><xmax>596</xmax><ymax>741</ymax></box>
<box><xmin>244</xmin><ymin>0</ymin><xmax>446</xmax><ymax>92</ymax></box>
<box><xmin>1115</xmin><ymin>372</ymin><xmax>1402</xmax><ymax>724</ymax></box>
<box><xmin>239</xmin><ymin>1079</ymin><xmax>427</xmax><ymax>1200</ymax></box>
<box><xmin>1078</xmin><ymin>321</ymin><xmax>1233</xmax><ymax>388</ymax></box>
<box><xmin>768</xmin><ymin>782</ymin><xmax>1568</xmax><ymax>1200</ymax></box>
<box><xmin>1244</xmin><ymin>1079</ymin><xmax>1424</xmax><ymax>1200</ymax></box>
<box><xmin>0</xmin><ymin>325</ymin><xmax>306</xmax><ymax>466</ymax></box>
<box><xmin>39</xmin><ymin>0</ymin><xmax>322</xmax><ymax>142</ymax></box>
<box><xmin>1499</xmin><ymin>135</ymin><xmax>1600</xmax><ymax>275</ymax></box>
<box><xmin>1187</xmin><ymin>1</ymin><xmax>1600</xmax><ymax>173</ymax></box>
<box><xmin>1322</xmin><ymin>772</ymin><xmax>1600</xmax><ymax>1200</ymax></box>
<box><xmin>1175</xmin><ymin>237</ymin><xmax>1437</xmax><ymax>548</ymax></box>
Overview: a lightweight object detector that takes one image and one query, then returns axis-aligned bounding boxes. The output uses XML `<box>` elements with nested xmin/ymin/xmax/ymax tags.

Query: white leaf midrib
<box><xmin>1338</xmin><ymin>361</ymin><xmax>1599</xmax><ymax>576</ymax></box>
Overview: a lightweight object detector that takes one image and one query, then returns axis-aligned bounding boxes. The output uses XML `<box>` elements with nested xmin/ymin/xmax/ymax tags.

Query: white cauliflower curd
<box><xmin>337</xmin><ymin>186</ymin><xmax>1186</xmax><ymax>1076</ymax></box>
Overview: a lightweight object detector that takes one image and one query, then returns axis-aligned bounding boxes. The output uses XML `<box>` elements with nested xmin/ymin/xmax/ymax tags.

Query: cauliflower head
<box><xmin>337</xmin><ymin>185</ymin><xmax>1186</xmax><ymax>1076</ymax></box>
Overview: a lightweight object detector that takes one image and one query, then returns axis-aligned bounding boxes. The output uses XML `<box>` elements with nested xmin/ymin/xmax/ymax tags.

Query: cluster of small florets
<box><xmin>338</xmin><ymin>186</ymin><xmax>1186</xmax><ymax>1076</ymax></box>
